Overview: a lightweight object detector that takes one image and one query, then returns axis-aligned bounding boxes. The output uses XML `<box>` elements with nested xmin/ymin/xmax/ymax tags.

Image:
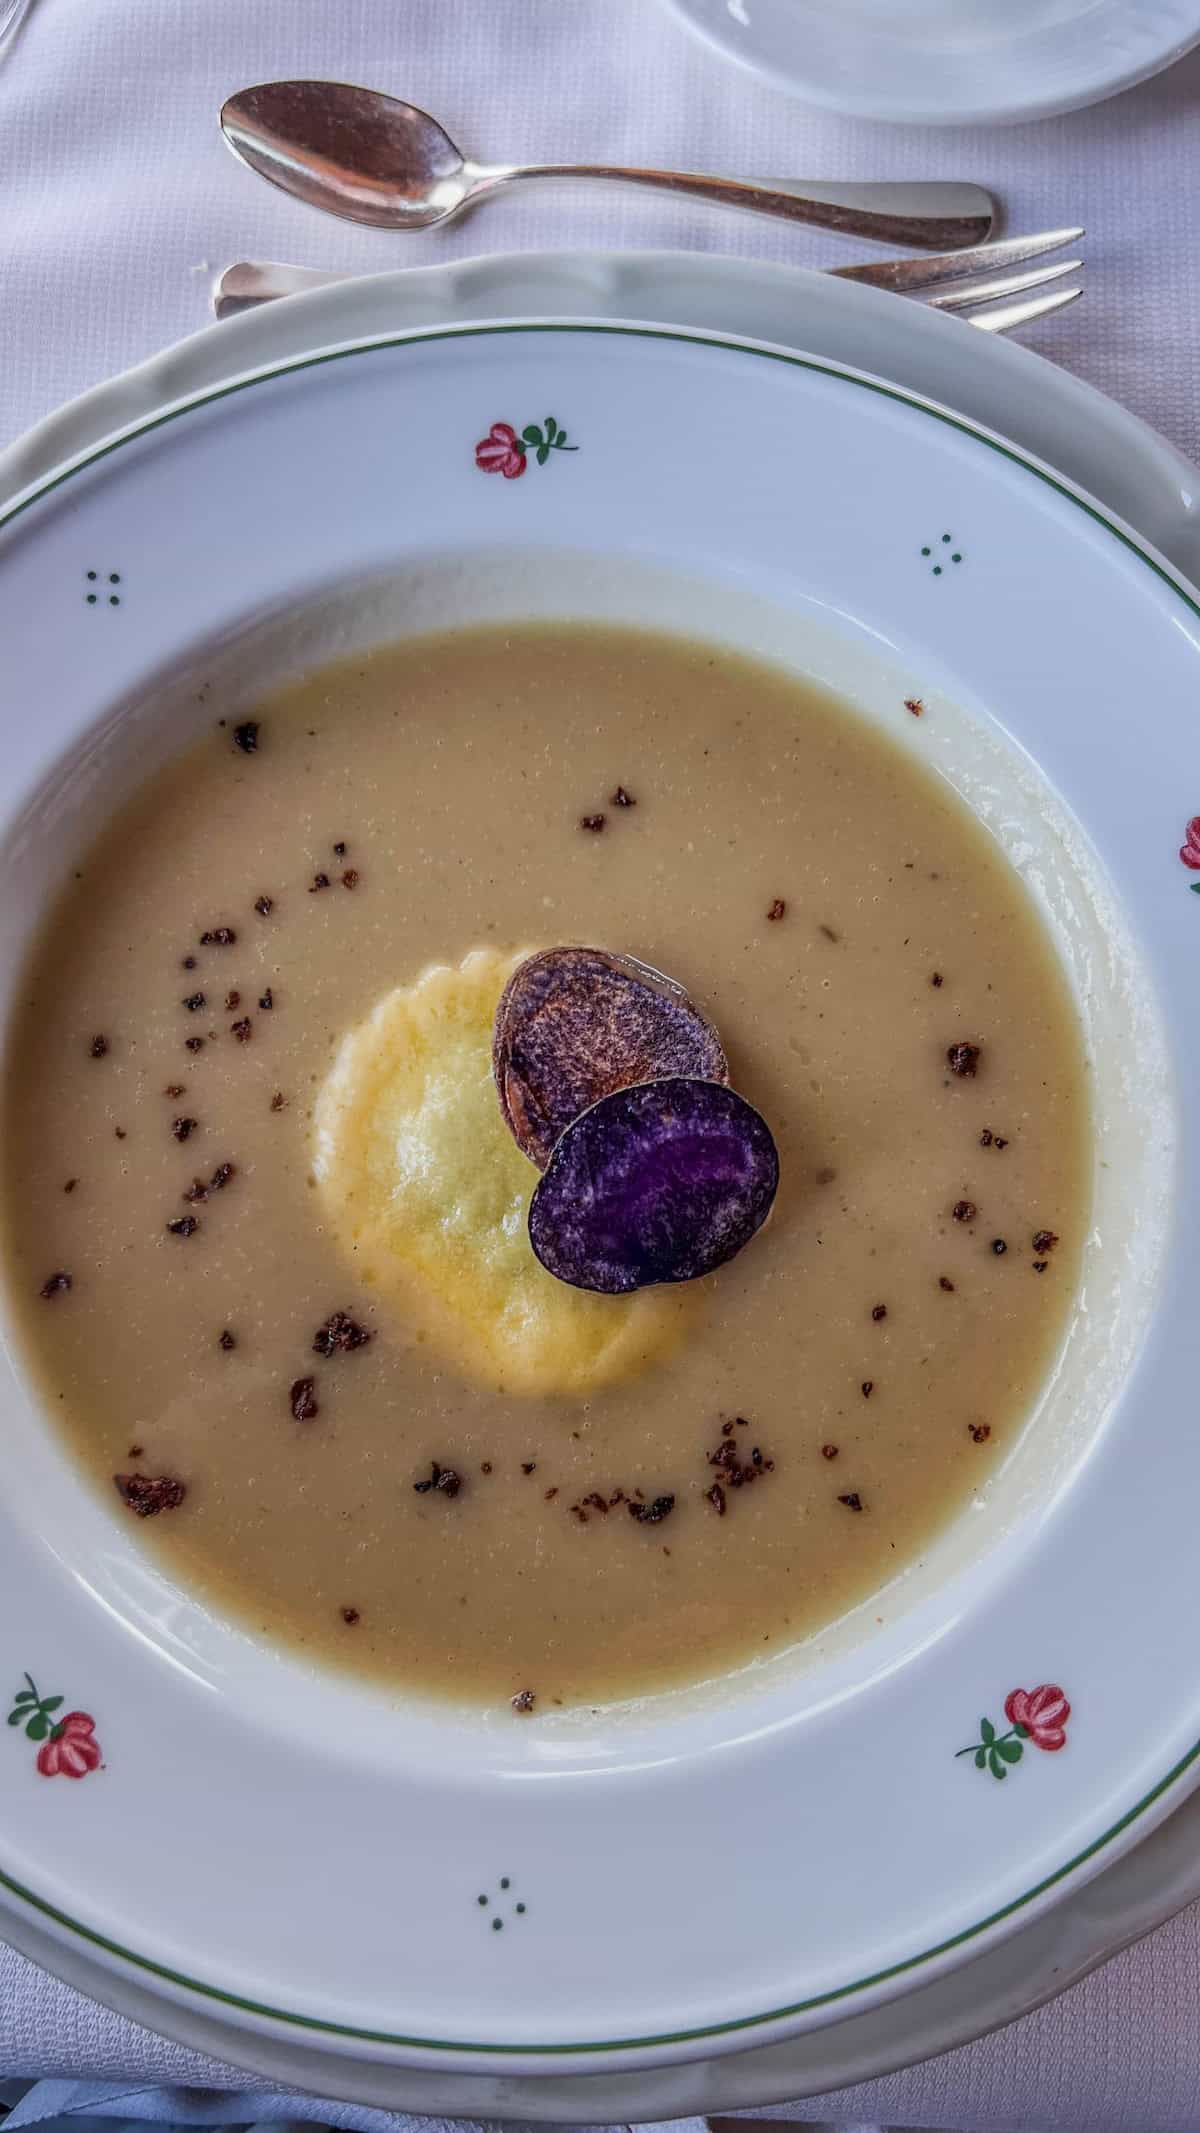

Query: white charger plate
<box><xmin>2</xmin><ymin>262</ymin><xmax>1200</xmax><ymax>2098</ymax></box>
<box><xmin>661</xmin><ymin>0</ymin><xmax>1200</xmax><ymax>125</ymax></box>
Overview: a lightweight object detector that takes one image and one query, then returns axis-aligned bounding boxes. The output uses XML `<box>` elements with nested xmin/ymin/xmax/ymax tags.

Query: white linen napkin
<box><xmin>3</xmin><ymin>0</ymin><xmax>1200</xmax><ymax>2122</ymax></box>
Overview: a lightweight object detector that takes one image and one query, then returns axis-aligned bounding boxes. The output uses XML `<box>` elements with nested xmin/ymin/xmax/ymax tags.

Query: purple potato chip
<box><xmin>494</xmin><ymin>947</ymin><xmax>728</xmax><ymax>1169</ymax></box>
<box><xmin>528</xmin><ymin>1077</ymin><xmax>779</xmax><ymax>1294</ymax></box>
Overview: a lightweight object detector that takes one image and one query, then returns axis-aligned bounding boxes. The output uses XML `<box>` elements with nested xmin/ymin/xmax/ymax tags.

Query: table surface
<box><xmin>3</xmin><ymin>1</ymin><xmax>1200</xmax><ymax>2124</ymax></box>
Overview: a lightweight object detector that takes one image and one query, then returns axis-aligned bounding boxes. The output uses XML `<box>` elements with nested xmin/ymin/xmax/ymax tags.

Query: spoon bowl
<box><xmin>221</xmin><ymin>81</ymin><xmax>473</xmax><ymax>230</ymax></box>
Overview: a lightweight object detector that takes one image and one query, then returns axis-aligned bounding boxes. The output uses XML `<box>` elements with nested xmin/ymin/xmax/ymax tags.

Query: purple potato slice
<box><xmin>528</xmin><ymin>1077</ymin><xmax>779</xmax><ymax>1294</ymax></box>
<box><xmin>494</xmin><ymin>947</ymin><xmax>728</xmax><ymax>1170</ymax></box>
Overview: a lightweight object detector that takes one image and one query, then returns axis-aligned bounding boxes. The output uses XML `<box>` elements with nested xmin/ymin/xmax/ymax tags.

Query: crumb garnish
<box><xmin>114</xmin><ymin>1127</ymin><xmax>126</xmax><ymax>1140</ymax></box>
<box><xmin>871</xmin><ymin>1303</ymin><xmax>888</xmax><ymax>1322</ymax></box>
<box><xmin>953</xmin><ymin>1199</ymin><xmax>976</xmax><ymax>1222</ymax></box>
<box><xmin>172</xmin><ymin>1117</ymin><xmax>198</xmax><ymax>1142</ymax></box>
<box><xmin>270</xmin><ymin>1090</ymin><xmax>286</xmax><ymax>1110</ymax></box>
<box><xmin>114</xmin><ymin>1472</ymin><xmax>185</xmax><ymax>1516</ymax></box>
<box><xmin>63</xmin><ymin>1179</ymin><xmax>77</xmax><ymax>1194</ymax></box>
<box><xmin>258</xmin><ymin>988</ymin><xmax>273</xmax><ymax>1011</ymax></box>
<box><xmin>861</xmin><ymin>1380</ymin><xmax>874</xmax><ymax>1398</ymax></box>
<box><xmin>185</xmin><ymin>1036</ymin><xmax>205</xmax><ymax>1052</ymax></box>
<box><xmin>821</xmin><ymin>1444</ymin><xmax>839</xmax><ymax>1460</ymax></box>
<box><xmin>931</xmin><ymin>971</ymin><xmax>943</xmax><ymax>988</ymax></box>
<box><xmin>309</xmin><ymin>873</ymin><xmax>330</xmax><ymax>892</ymax></box>
<box><xmin>289</xmin><ymin>1376</ymin><xmax>319</xmax><ymax>1421</ymax></box>
<box><xmin>39</xmin><ymin>1271</ymin><xmax>71</xmax><ymax>1298</ymax></box>
<box><xmin>341</xmin><ymin>1606</ymin><xmax>360</xmax><ymax>1625</ymax></box>
<box><xmin>947</xmin><ymin>1041</ymin><xmax>981</xmax><ymax>1077</ymax></box>
<box><xmin>89</xmin><ymin>1035</ymin><xmax>108</xmax><ymax>1059</ymax></box>
<box><xmin>838</xmin><ymin>1492</ymin><xmax>864</xmax><ymax>1512</ymax></box>
<box><xmin>979</xmin><ymin>1128</ymin><xmax>993</xmax><ymax>1146</ymax></box>
<box><xmin>1033</xmin><ymin>1229</ymin><xmax>1059</xmax><ymax>1254</ymax></box>
<box><xmin>706</xmin><ymin>1482</ymin><xmax>726</xmax><ymax>1514</ymax></box>
<box><xmin>905</xmin><ymin>697</ymin><xmax>924</xmax><ymax>717</ymax></box>
<box><xmin>183</xmin><ymin>992</ymin><xmax>206</xmax><ymax>1012</ymax></box>
<box><xmin>254</xmin><ymin>895</ymin><xmax>273</xmax><ymax>916</ymax></box>
<box><xmin>707</xmin><ymin>1428</ymin><xmax>774</xmax><ymax>1491</ymax></box>
<box><xmin>1032</xmin><ymin>1260</ymin><xmax>1049</xmax><ymax>1273</ymax></box>
<box><xmin>312</xmin><ymin>1309</ymin><xmax>371</xmax><ymax>1356</ymax></box>
<box><xmin>230</xmin><ymin>1017</ymin><xmax>252</xmax><ymax>1042</ymax></box>
<box><xmin>480</xmin><ymin>1461</ymin><xmax>493</xmax><ymax>1474</ymax></box>
<box><xmin>218</xmin><ymin>1329</ymin><xmax>236</xmax><ymax>1351</ymax></box>
<box><xmin>579</xmin><ymin>813</ymin><xmax>606</xmax><ymax>833</ymax></box>
<box><xmin>127</xmin><ymin>1444</ymin><xmax>143</xmax><ymax>1459</ymax></box>
<box><xmin>333</xmin><ymin>842</ymin><xmax>347</xmax><ymax>858</ymax></box>
<box><xmin>182</xmin><ymin>1177</ymin><xmax>208</xmax><ymax>1203</ymax></box>
<box><xmin>991</xmin><ymin>1238</ymin><xmax>1007</xmax><ymax>1256</ymax></box>
<box><xmin>818</xmin><ymin>923</ymin><xmax>839</xmax><ymax>942</ymax></box>
<box><xmin>210</xmin><ymin>1162</ymin><xmax>235</xmax><ymax>1191</ymax></box>
<box><xmin>512</xmin><ymin>1689</ymin><xmax>536</xmax><ymax>1713</ymax></box>
<box><xmin>414</xmin><ymin>1461</ymin><xmax>462</xmax><ymax>1498</ymax></box>
<box><xmin>164</xmin><ymin>1084</ymin><xmax>185</xmax><ymax>1099</ymax></box>
<box><xmin>766</xmin><ymin>898</ymin><xmax>786</xmax><ymax>922</ymax></box>
<box><xmin>612</xmin><ymin>787</ymin><xmax>636</xmax><ymax>807</ymax></box>
<box><xmin>969</xmin><ymin>1423</ymin><xmax>991</xmax><ymax>1443</ymax></box>
<box><xmin>167</xmin><ymin>1216</ymin><xmax>199</xmax><ymax>1236</ymax></box>
<box><xmin>182</xmin><ymin>955</ymin><xmax>197</xmax><ymax>971</ymax></box>
<box><xmin>628</xmin><ymin>1494</ymin><xmax>675</xmax><ymax>1524</ymax></box>
<box><xmin>233</xmin><ymin>721</ymin><xmax>259</xmax><ymax>754</ymax></box>
<box><xmin>224</xmin><ymin>990</ymin><xmax>240</xmax><ymax>1011</ymax></box>
<box><xmin>200</xmin><ymin>927</ymin><xmax>237</xmax><ymax>947</ymax></box>
<box><xmin>939</xmin><ymin>1275</ymin><xmax>955</xmax><ymax>1292</ymax></box>
<box><xmin>341</xmin><ymin>869</ymin><xmax>359</xmax><ymax>889</ymax></box>
<box><xmin>521</xmin><ymin>1461</ymin><xmax>537</xmax><ymax>1475</ymax></box>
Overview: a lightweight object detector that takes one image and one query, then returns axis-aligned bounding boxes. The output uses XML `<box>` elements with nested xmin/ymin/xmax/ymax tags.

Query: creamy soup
<box><xmin>0</xmin><ymin>624</ymin><xmax>1089</xmax><ymax>1709</ymax></box>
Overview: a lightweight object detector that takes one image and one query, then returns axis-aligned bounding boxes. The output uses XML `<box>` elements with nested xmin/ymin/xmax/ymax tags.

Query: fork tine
<box><xmin>926</xmin><ymin>258</ymin><xmax>1082</xmax><ymax>313</ymax></box>
<box><xmin>961</xmin><ymin>285</ymin><xmax>1083</xmax><ymax>334</ymax></box>
<box><xmin>833</xmin><ymin>227</ymin><xmax>1084</xmax><ymax>297</ymax></box>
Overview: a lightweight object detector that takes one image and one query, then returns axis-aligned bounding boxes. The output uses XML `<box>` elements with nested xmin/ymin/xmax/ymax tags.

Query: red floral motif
<box><xmin>957</xmin><ymin>1681</ymin><xmax>1071</xmax><ymax>1779</ymax></box>
<box><xmin>1005</xmin><ymin>1683</ymin><xmax>1071</xmax><ymax>1752</ymax></box>
<box><xmin>474</xmin><ymin>414</ymin><xmax>578</xmax><ymax>478</ymax></box>
<box><xmin>36</xmin><ymin>1712</ymin><xmax>101</xmax><ymax>1780</ymax></box>
<box><xmin>8</xmin><ymin>1674</ymin><xmax>102</xmax><ymax>1781</ymax></box>
<box><xmin>1180</xmin><ymin>816</ymin><xmax>1200</xmax><ymax>870</ymax></box>
<box><xmin>475</xmin><ymin>422</ymin><xmax>526</xmax><ymax>480</ymax></box>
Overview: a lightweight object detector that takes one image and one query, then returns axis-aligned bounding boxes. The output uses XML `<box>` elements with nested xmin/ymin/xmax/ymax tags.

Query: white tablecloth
<box><xmin>4</xmin><ymin>0</ymin><xmax>1200</xmax><ymax>2122</ymax></box>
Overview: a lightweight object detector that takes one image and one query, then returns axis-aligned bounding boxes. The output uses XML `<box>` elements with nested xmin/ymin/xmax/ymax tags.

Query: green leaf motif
<box><xmin>6</xmin><ymin>1710</ymin><xmax>25</xmax><ymax>1727</ymax></box>
<box><xmin>522</xmin><ymin>425</ymin><xmax>543</xmax><ymax>448</ymax></box>
<box><xmin>544</xmin><ymin>416</ymin><xmax>557</xmax><ymax>440</ymax></box>
<box><xmin>1191</xmin><ymin>881</ymin><xmax>1200</xmax><ymax>894</ymax></box>
<box><xmin>40</xmin><ymin>1696</ymin><xmax>62</xmax><ymax>1714</ymax></box>
<box><xmin>974</xmin><ymin>1747</ymin><xmax>987</xmax><ymax>1770</ymax></box>
<box><xmin>1013</xmin><ymin>1721</ymin><xmax>1030</xmax><ymax>1740</ymax></box>
<box><xmin>988</xmin><ymin>1745</ymin><xmax>1007</xmax><ymax>1780</ymax></box>
<box><xmin>980</xmin><ymin>1717</ymin><xmax>995</xmax><ymax>1745</ymax></box>
<box><xmin>997</xmin><ymin>1737</ymin><xmax>1023</xmax><ymax>1764</ymax></box>
<box><xmin>536</xmin><ymin>444</ymin><xmax>550</xmax><ymax>466</ymax></box>
<box><xmin>25</xmin><ymin>1715</ymin><xmax>48</xmax><ymax>1742</ymax></box>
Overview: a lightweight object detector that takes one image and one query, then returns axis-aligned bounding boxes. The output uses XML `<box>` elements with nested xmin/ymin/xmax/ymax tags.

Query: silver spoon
<box><xmin>220</xmin><ymin>80</ymin><xmax>995</xmax><ymax>252</ymax></box>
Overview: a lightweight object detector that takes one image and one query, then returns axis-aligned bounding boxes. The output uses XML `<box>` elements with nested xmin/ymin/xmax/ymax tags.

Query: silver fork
<box><xmin>211</xmin><ymin>228</ymin><xmax>1083</xmax><ymax>333</ymax></box>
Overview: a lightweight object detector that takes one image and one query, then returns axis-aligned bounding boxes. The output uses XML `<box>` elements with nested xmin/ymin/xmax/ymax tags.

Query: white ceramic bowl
<box><xmin>0</xmin><ymin>318</ymin><xmax>1198</xmax><ymax>2078</ymax></box>
<box><xmin>661</xmin><ymin>0</ymin><xmax>1200</xmax><ymax>124</ymax></box>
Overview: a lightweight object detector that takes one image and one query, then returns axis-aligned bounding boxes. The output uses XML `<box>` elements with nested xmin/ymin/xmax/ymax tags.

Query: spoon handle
<box><xmin>468</xmin><ymin>163</ymin><xmax>993</xmax><ymax>250</ymax></box>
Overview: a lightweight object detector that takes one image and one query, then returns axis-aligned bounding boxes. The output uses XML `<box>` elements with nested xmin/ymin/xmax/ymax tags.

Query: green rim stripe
<box><xmin>2</xmin><ymin>320</ymin><xmax>1198</xmax><ymax>2057</ymax></box>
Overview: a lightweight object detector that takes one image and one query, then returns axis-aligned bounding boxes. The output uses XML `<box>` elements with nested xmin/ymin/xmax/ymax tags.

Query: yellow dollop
<box><xmin>313</xmin><ymin>947</ymin><xmax>691</xmax><ymax>1396</ymax></box>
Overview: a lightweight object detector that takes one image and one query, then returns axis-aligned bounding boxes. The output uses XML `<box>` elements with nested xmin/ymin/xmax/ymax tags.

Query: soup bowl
<box><xmin>0</xmin><ymin>319</ymin><xmax>1194</xmax><ymax>2074</ymax></box>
